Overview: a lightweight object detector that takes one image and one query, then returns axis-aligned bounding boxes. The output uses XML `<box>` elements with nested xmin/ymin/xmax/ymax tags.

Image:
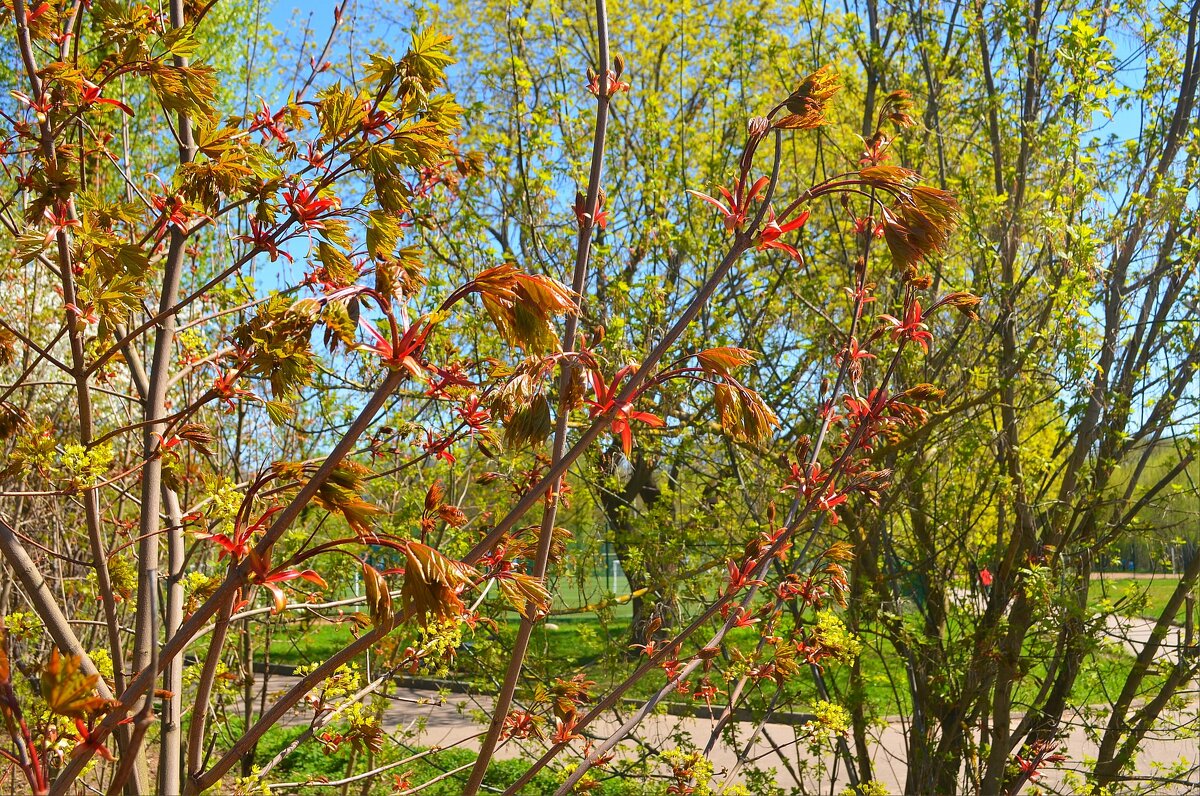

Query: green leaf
<box><xmin>147</xmin><ymin>62</ymin><xmax>217</xmax><ymax>120</ymax></box>
<box><xmin>157</xmin><ymin>23</ymin><xmax>201</xmax><ymax>59</ymax></box>
<box><xmin>264</xmin><ymin>400</ymin><xmax>296</xmax><ymax>426</ymax></box>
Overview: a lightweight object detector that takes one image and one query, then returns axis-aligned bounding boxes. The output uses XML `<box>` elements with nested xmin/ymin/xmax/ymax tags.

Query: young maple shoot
<box><xmin>0</xmin><ymin>0</ymin><xmax>970</xmax><ymax>787</ymax></box>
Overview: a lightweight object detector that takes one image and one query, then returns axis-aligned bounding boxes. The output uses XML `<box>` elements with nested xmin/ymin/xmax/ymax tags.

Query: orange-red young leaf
<box><xmin>41</xmin><ymin>649</ymin><xmax>114</xmax><ymax>719</ymax></box>
<box><xmin>695</xmin><ymin>347</ymin><xmax>758</xmax><ymax>376</ymax></box>
<box><xmin>362</xmin><ymin>562</ymin><xmax>394</xmax><ymax>630</ymax></box>
<box><xmin>424</xmin><ymin>480</ymin><xmax>444</xmax><ymax>512</ymax></box>
<box><xmin>473</xmin><ymin>264</ymin><xmax>578</xmax><ymax>353</ymax></box>
<box><xmin>858</xmin><ymin>165</ymin><xmax>919</xmax><ymax>188</ymax></box>
<box><xmin>775</xmin><ymin>66</ymin><xmax>840</xmax><ymax>129</ymax></box>
<box><xmin>498</xmin><ymin>573</ymin><xmax>551</xmax><ymax>620</ymax></box>
<box><xmin>401</xmin><ymin>542</ymin><xmax>478</xmax><ymax>626</ymax></box>
<box><xmin>714</xmin><ymin>384</ymin><xmax>779</xmax><ymax>444</ymax></box>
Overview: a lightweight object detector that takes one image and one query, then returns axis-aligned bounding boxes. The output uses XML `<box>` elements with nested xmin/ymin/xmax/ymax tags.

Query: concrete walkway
<box><xmin>256</xmin><ymin>584</ymin><xmax>1200</xmax><ymax>792</ymax></box>
<box><xmin>1104</xmin><ymin>612</ymin><xmax>1186</xmax><ymax>663</ymax></box>
<box><xmin>257</xmin><ymin>670</ymin><xmax>1200</xmax><ymax>793</ymax></box>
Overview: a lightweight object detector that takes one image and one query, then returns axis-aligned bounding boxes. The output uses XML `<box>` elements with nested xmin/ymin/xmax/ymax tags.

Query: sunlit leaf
<box><xmin>498</xmin><ymin>573</ymin><xmax>551</xmax><ymax>620</ymax></box>
<box><xmin>695</xmin><ymin>347</ymin><xmax>758</xmax><ymax>377</ymax></box>
<box><xmin>401</xmin><ymin>542</ymin><xmax>478</xmax><ymax>626</ymax></box>
<box><xmin>41</xmin><ymin>649</ymin><xmax>114</xmax><ymax>719</ymax></box>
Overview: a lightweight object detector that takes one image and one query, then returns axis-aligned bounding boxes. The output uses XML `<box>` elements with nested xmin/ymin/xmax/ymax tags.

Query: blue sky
<box><xmin>265</xmin><ymin>0</ymin><xmax>335</xmax><ymax>31</ymax></box>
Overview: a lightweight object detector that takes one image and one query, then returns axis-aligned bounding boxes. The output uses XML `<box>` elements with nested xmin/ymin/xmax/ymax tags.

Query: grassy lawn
<box><xmin>1089</xmin><ymin>575</ymin><xmax>1188</xmax><ymax>621</ymax></box>
<box><xmin>240</xmin><ymin>724</ymin><xmax>656</xmax><ymax>795</ymax></box>
<box><xmin>258</xmin><ymin>602</ymin><xmax>1153</xmax><ymax>723</ymax></box>
<box><xmin>549</xmin><ymin>568</ymin><xmax>636</xmax><ymax>619</ymax></box>
<box><xmin>257</xmin><ymin>573</ymin><xmax>1192</xmax><ymax>674</ymax></box>
<box><xmin>264</xmin><ymin>621</ymin><xmax>355</xmax><ymax>665</ymax></box>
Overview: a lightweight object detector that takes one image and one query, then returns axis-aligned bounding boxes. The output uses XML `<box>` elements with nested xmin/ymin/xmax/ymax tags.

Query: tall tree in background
<box><xmin>388</xmin><ymin>0</ymin><xmax>1200</xmax><ymax>792</ymax></box>
<box><xmin>824</xmin><ymin>0</ymin><xmax>1200</xmax><ymax>791</ymax></box>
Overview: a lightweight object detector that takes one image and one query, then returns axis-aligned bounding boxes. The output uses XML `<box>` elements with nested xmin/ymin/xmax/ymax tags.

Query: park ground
<box><xmin>226</xmin><ymin>573</ymin><xmax>1200</xmax><ymax>793</ymax></box>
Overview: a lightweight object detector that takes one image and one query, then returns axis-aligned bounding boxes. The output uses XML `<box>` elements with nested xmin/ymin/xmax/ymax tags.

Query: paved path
<box><xmin>1092</xmin><ymin>572</ymin><xmax>1186</xmax><ymax>580</ymax></box>
<box><xmin>254</xmin><ymin>583</ymin><xmax>1200</xmax><ymax>792</ymax></box>
<box><xmin>950</xmin><ymin>586</ymin><xmax>1190</xmax><ymax>663</ymax></box>
<box><xmin>1104</xmin><ymin>612</ymin><xmax>1186</xmax><ymax>662</ymax></box>
<box><xmin>255</xmin><ymin>670</ymin><xmax>1200</xmax><ymax>793</ymax></box>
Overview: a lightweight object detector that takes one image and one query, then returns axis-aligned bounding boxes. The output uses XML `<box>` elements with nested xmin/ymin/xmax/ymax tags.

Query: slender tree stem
<box><xmin>0</xmin><ymin>517</ymin><xmax>114</xmax><ymax>697</ymax></box>
<box><xmin>50</xmin><ymin>365</ymin><xmax>410</xmax><ymax>794</ymax></box>
<box><xmin>121</xmin><ymin>0</ymin><xmax>196</xmax><ymax>789</ymax></box>
<box><xmin>185</xmin><ymin>592</ymin><xmax>234</xmax><ymax>780</ymax></box>
<box><xmin>460</xmin><ymin>1</ymin><xmax>612</xmax><ymax>791</ymax></box>
<box><xmin>9</xmin><ymin>0</ymin><xmax>135</xmax><ymax>783</ymax></box>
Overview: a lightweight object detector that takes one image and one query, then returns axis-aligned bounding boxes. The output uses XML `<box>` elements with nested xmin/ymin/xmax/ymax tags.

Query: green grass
<box><xmin>549</xmin><ymin>568</ymin><xmax>635</xmax><ymax>619</ymax></box>
<box><xmin>260</xmin><ymin>599</ymin><xmax>1153</xmax><ymax>717</ymax></box>
<box><xmin>258</xmin><ymin>568</ymin><xmax>639</xmax><ymax>671</ymax></box>
<box><xmin>266</xmin><ymin>621</ymin><xmax>357</xmax><ymax>666</ymax></box>
<box><xmin>258</xmin><ymin>573</ymin><xmax>1192</xmax><ymax>693</ymax></box>
<box><xmin>242</xmin><ymin>725</ymin><xmax>660</xmax><ymax>795</ymax></box>
<box><xmin>1089</xmin><ymin>575</ymin><xmax>1186</xmax><ymax>621</ymax></box>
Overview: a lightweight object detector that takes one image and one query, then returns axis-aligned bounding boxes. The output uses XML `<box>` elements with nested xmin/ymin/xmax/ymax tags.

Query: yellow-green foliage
<box><xmin>812</xmin><ymin>610</ymin><xmax>862</xmax><ymax>665</ymax></box>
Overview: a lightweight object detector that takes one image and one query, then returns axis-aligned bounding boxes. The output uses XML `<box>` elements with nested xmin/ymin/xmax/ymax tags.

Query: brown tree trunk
<box><xmin>597</xmin><ymin>451</ymin><xmax>676</xmax><ymax>649</ymax></box>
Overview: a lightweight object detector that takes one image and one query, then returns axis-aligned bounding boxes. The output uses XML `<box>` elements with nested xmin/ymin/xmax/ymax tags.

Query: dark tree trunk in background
<box><xmin>597</xmin><ymin>451</ymin><xmax>677</xmax><ymax>649</ymax></box>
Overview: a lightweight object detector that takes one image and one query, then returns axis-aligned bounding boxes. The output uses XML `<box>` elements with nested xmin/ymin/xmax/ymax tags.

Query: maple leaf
<box><xmin>585</xmin><ymin>59</ymin><xmax>630</xmax><ymax>96</ymax></box>
<box><xmin>585</xmin><ymin>365</ymin><xmax>664</xmax><ymax>456</ymax></box>
<box><xmin>0</xmin><ymin>633</ymin><xmax>17</xmax><ymax>724</ymax></box>
<box><xmin>468</xmin><ymin>264</ymin><xmax>577</xmax><ymax>353</ymax></box>
<box><xmin>79</xmin><ymin>79</ymin><xmax>133</xmax><ymax>116</ymax></box>
<box><xmin>500</xmin><ymin>709</ymin><xmax>544</xmax><ymax>740</ymax></box>
<box><xmin>503</xmin><ymin>392</ymin><xmax>553</xmax><ymax>450</ymax></box>
<box><xmin>401</xmin><ymin>542</ymin><xmax>478</xmax><ymax>626</ymax></box>
<box><xmin>261</xmin><ymin>569</ymin><xmax>328</xmax><ymax>614</ymax></box>
<box><xmin>282</xmin><ymin>182</ymin><xmax>341</xmax><ymax>230</ymax></box>
<box><xmin>880</xmin><ymin>189</ymin><xmax>960</xmax><ymax>272</ymax></box>
<box><xmin>756</xmin><ymin>208</ymin><xmax>810</xmax><ymax>260</ymax></box>
<box><xmin>247</xmin><ymin>548</ymin><xmax>329</xmax><ymax>614</ymax></box>
<box><xmin>878</xmin><ymin>300</ymin><xmax>934</xmax><ymax>353</ymax></box>
<box><xmin>41</xmin><ymin>649</ymin><xmax>115</xmax><ymax>719</ymax></box>
<box><xmin>497</xmin><ymin>572</ymin><xmax>551</xmax><ymax>620</ymax></box>
<box><xmin>929</xmin><ymin>290</ymin><xmax>982</xmax><ymax>321</ymax></box>
<box><xmin>362</xmin><ymin>562</ymin><xmax>394</xmax><ymax>630</ymax></box>
<box><xmin>175</xmin><ymin>422</ymin><xmax>216</xmax><ymax>457</ymax></box>
<box><xmin>714</xmin><ymin>383</ymin><xmax>779</xmax><ymax>444</ymax></box>
<box><xmin>686</xmin><ymin>176</ymin><xmax>768</xmax><ymax>232</ymax></box>
<box><xmin>775</xmin><ymin>66</ymin><xmax>840</xmax><ymax>129</ymax></box>
<box><xmin>858</xmin><ymin>164</ymin><xmax>921</xmax><ymax>189</ymax></box>
<box><xmin>292</xmin><ymin>460</ymin><xmax>387</xmax><ymax>537</ymax></box>
<box><xmin>695</xmin><ymin>347</ymin><xmax>758</xmax><ymax>377</ymax></box>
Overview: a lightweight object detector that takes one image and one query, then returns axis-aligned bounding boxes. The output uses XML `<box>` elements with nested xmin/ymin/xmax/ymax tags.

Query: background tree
<box><xmin>790</xmin><ymin>0</ymin><xmax>1200</xmax><ymax>792</ymax></box>
<box><xmin>373</xmin><ymin>0</ymin><xmax>1200</xmax><ymax>792</ymax></box>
